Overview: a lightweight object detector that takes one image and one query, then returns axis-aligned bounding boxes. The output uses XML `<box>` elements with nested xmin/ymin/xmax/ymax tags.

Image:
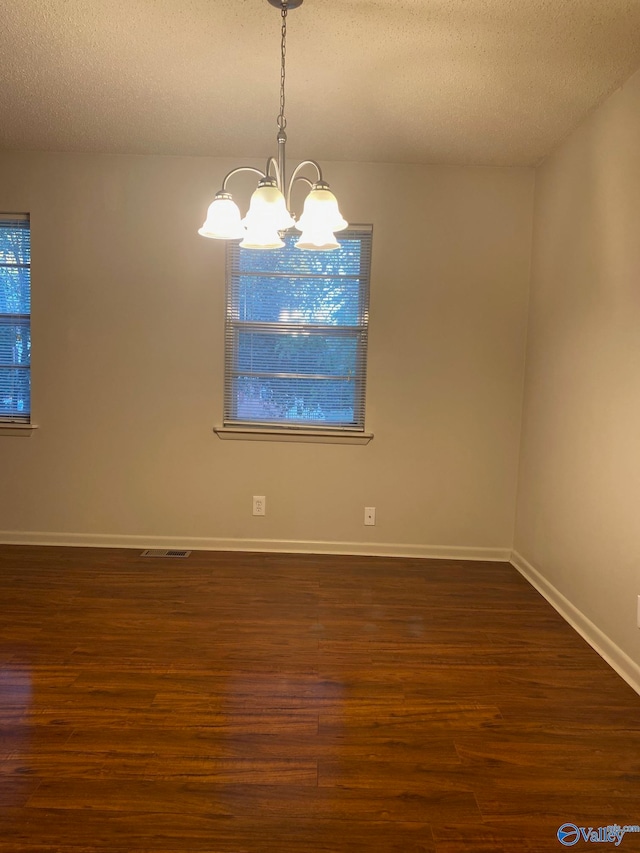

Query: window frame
<box><xmin>0</xmin><ymin>213</ymin><xmax>31</xmax><ymax>428</ymax></box>
<box><xmin>219</xmin><ymin>225</ymin><xmax>372</xmax><ymax>440</ymax></box>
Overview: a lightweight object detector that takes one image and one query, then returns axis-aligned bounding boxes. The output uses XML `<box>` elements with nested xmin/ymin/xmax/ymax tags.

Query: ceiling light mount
<box><xmin>267</xmin><ymin>0</ymin><xmax>303</xmax><ymax>8</ymax></box>
<box><xmin>199</xmin><ymin>0</ymin><xmax>347</xmax><ymax>250</ymax></box>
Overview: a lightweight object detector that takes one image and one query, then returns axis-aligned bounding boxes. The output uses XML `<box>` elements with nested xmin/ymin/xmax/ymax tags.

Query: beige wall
<box><xmin>0</xmin><ymin>153</ymin><xmax>533</xmax><ymax>555</ymax></box>
<box><xmin>515</xmin><ymin>68</ymin><xmax>640</xmax><ymax>674</ymax></box>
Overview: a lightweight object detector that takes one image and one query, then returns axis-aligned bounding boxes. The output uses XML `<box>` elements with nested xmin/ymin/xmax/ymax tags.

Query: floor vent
<box><xmin>140</xmin><ymin>549</ymin><xmax>192</xmax><ymax>558</ymax></box>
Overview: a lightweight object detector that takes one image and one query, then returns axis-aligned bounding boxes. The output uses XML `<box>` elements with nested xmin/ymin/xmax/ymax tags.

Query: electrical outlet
<box><xmin>253</xmin><ymin>495</ymin><xmax>266</xmax><ymax>516</ymax></box>
<box><xmin>364</xmin><ymin>506</ymin><xmax>376</xmax><ymax>526</ymax></box>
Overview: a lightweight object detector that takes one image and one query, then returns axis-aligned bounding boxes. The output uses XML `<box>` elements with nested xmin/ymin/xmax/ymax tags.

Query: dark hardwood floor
<box><xmin>1</xmin><ymin>545</ymin><xmax>639</xmax><ymax>852</ymax></box>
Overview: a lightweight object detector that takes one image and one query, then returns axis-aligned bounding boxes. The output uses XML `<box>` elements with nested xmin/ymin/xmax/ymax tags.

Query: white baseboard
<box><xmin>511</xmin><ymin>550</ymin><xmax>640</xmax><ymax>697</ymax></box>
<box><xmin>0</xmin><ymin>530</ymin><xmax>511</xmax><ymax>562</ymax></box>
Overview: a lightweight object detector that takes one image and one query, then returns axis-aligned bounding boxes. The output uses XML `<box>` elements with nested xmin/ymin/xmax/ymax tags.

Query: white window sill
<box><xmin>214</xmin><ymin>426</ymin><xmax>373</xmax><ymax>445</ymax></box>
<box><xmin>0</xmin><ymin>422</ymin><xmax>38</xmax><ymax>437</ymax></box>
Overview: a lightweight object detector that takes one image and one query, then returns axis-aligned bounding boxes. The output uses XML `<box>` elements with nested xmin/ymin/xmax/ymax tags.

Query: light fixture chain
<box><xmin>277</xmin><ymin>2</ymin><xmax>287</xmax><ymax>131</ymax></box>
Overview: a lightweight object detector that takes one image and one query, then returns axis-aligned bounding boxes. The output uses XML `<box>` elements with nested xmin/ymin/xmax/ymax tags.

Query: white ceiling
<box><xmin>2</xmin><ymin>0</ymin><xmax>640</xmax><ymax>167</ymax></box>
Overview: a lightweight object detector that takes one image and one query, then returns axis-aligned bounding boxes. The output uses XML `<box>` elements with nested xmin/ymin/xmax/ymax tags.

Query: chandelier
<box><xmin>198</xmin><ymin>0</ymin><xmax>347</xmax><ymax>251</ymax></box>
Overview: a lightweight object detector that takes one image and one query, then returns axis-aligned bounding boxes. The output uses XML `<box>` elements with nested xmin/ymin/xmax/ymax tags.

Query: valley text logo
<box><xmin>557</xmin><ymin>823</ymin><xmax>640</xmax><ymax>846</ymax></box>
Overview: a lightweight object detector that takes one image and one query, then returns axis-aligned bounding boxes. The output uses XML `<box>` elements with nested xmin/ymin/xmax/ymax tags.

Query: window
<box><xmin>223</xmin><ymin>227</ymin><xmax>372</xmax><ymax>432</ymax></box>
<box><xmin>0</xmin><ymin>215</ymin><xmax>31</xmax><ymax>422</ymax></box>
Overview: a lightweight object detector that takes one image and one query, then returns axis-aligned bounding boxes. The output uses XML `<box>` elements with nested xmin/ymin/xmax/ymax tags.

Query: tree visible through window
<box><xmin>0</xmin><ymin>215</ymin><xmax>31</xmax><ymax>422</ymax></box>
<box><xmin>224</xmin><ymin>227</ymin><xmax>371</xmax><ymax>430</ymax></box>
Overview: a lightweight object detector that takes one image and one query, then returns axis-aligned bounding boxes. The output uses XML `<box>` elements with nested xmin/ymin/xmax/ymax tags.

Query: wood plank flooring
<box><xmin>1</xmin><ymin>545</ymin><xmax>639</xmax><ymax>852</ymax></box>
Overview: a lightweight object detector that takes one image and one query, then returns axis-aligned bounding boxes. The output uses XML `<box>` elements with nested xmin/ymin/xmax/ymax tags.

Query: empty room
<box><xmin>1</xmin><ymin>1</ymin><xmax>640</xmax><ymax>851</ymax></box>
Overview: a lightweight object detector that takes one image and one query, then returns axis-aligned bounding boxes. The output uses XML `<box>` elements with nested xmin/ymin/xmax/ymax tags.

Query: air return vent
<box><xmin>140</xmin><ymin>549</ymin><xmax>192</xmax><ymax>558</ymax></box>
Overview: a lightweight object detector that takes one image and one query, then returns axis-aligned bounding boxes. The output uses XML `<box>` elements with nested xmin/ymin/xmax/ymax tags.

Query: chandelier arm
<box><xmin>285</xmin><ymin>160</ymin><xmax>323</xmax><ymax>209</ymax></box>
<box><xmin>221</xmin><ymin>166</ymin><xmax>267</xmax><ymax>191</ymax></box>
<box><xmin>265</xmin><ymin>156</ymin><xmax>282</xmax><ymax>189</ymax></box>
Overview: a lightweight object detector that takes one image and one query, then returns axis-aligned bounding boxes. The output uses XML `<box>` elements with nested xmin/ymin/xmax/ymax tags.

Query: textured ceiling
<box><xmin>2</xmin><ymin>0</ymin><xmax>640</xmax><ymax>166</ymax></box>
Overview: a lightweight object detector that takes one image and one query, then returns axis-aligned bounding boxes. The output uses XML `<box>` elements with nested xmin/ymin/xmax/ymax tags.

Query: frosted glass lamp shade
<box><xmin>295</xmin><ymin>228</ymin><xmax>340</xmax><ymax>251</ymax></box>
<box><xmin>198</xmin><ymin>192</ymin><xmax>245</xmax><ymax>239</ymax></box>
<box><xmin>296</xmin><ymin>183</ymin><xmax>348</xmax><ymax>234</ymax></box>
<box><xmin>240</xmin><ymin>225</ymin><xmax>285</xmax><ymax>250</ymax></box>
<box><xmin>243</xmin><ymin>180</ymin><xmax>295</xmax><ymax>232</ymax></box>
